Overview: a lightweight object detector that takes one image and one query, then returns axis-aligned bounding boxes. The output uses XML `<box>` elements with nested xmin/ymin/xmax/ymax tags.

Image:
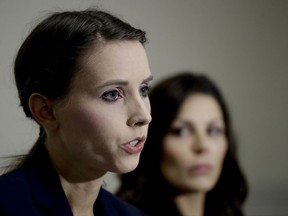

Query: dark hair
<box><xmin>15</xmin><ymin>8</ymin><xmax>146</xmax><ymax>119</ymax></box>
<box><xmin>8</xmin><ymin>8</ymin><xmax>147</xmax><ymax>170</ymax></box>
<box><xmin>117</xmin><ymin>72</ymin><xmax>248</xmax><ymax>216</ymax></box>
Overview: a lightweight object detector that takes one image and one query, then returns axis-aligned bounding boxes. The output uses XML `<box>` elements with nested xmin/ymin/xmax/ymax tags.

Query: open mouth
<box><xmin>121</xmin><ymin>136</ymin><xmax>146</xmax><ymax>154</ymax></box>
<box><xmin>129</xmin><ymin>140</ymin><xmax>139</xmax><ymax>147</ymax></box>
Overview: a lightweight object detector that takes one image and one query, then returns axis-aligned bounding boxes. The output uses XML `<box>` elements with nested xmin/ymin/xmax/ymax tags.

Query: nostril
<box><xmin>128</xmin><ymin>114</ymin><xmax>151</xmax><ymax>127</ymax></box>
<box><xmin>134</xmin><ymin>122</ymin><xmax>145</xmax><ymax>127</ymax></box>
<box><xmin>134</xmin><ymin>117</ymin><xmax>151</xmax><ymax>127</ymax></box>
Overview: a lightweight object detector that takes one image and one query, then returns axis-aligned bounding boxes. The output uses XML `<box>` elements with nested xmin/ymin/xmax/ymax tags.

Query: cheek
<box><xmin>161</xmin><ymin>138</ymin><xmax>186</xmax><ymax>172</ymax></box>
<box><xmin>145</xmin><ymin>98</ymin><xmax>151</xmax><ymax>113</ymax></box>
<box><xmin>219</xmin><ymin>138</ymin><xmax>228</xmax><ymax>159</ymax></box>
<box><xmin>58</xmin><ymin>103</ymin><xmax>112</xmax><ymax>137</ymax></box>
<box><xmin>213</xmin><ymin>138</ymin><xmax>228</xmax><ymax>171</ymax></box>
<box><xmin>160</xmin><ymin>139</ymin><xmax>192</xmax><ymax>189</ymax></box>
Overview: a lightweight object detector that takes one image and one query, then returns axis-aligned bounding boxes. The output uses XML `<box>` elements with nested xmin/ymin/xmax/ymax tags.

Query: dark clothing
<box><xmin>0</xmin><ymin>144</ymin><xmax>146</xmax><ymax>216</ymax></box>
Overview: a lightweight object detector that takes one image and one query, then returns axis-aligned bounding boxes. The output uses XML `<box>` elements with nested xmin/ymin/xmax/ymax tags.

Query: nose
<box><xmin>192</xmin><ymin>132</ymin><xmax>208</xmax><ymax>154</ymax></box>
<box><xmin>127</xmin><ymin>96</ymin><xmax>152</xmax><ymax>127</ymax></box>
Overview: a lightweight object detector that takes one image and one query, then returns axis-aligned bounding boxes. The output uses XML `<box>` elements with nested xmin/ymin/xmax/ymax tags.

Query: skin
<box><xmin>29</xmin><ymin>40</ymin><xmax>152</xmax><ymax>215</ymax></box>
<box><xmin>160</xmin><ymin>93</ymin><xmax>227</xmax><ymax>216</ymax></box>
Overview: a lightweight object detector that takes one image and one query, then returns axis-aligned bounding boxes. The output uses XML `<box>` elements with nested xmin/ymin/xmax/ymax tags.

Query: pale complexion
<box><xmin>161</xmin><ymin>93</ymin><xmax>227</xmax><ymax>216</ymax></box>
<box><xmin>29</xmin><ymin>40</ymin><xmax>152</xmax><ymax>215</ymax></box>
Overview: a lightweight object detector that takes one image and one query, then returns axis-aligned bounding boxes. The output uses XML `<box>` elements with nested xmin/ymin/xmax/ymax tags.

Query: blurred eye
<box><xmin>207</xmin><ymin>126</ymin><xmax>224</xmax><ymax>137</ymax></box>
<box><xmin>102</xmin><ymin>89</ymin><xmax>122</xmax><ymax>102</ymax></box>
<box><xmin>139</xmin><ymin>85</ymin><xmax>150</xmax><ymax>97</ymax></box>
<box><xmin>169</xmin><ymin>126</ymin><xmax>191</xmax><ymax>137</ymax></box>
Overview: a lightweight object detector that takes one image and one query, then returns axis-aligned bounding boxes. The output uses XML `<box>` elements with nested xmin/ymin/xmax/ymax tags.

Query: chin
<box><xmin>116</xmin><ymin>166</ymin><xmax>138</xmax><ymax>174</ymax></box>
<box><xmin>193</xmin><ymin>182</ymin><xmax>215</xmax><ymax>192</ymax></box>
<box><xmin>114</xmin><ymin>159</ymin><xmax>140</xmax><ymax>174</ymax></box>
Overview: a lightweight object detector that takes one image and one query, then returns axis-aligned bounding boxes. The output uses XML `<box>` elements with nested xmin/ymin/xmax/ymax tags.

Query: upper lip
<box><xmin>124</xmin><ymin>136</ymin><xmax>146</xmax><ymax>145</ymax></box>
<box><xmin>189</xmin><ymin>163</ymin><xmax>212</xmax><ymax>170</ymax></box>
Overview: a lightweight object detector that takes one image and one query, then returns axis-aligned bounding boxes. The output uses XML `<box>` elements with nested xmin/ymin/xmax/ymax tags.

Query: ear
<box><xmin>28</xmin><ymin>93</ymin><xmax>58</xmax><ymax>130</ymax></box>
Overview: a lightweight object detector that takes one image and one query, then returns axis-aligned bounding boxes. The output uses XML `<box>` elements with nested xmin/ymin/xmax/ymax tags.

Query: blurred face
<box><xmin>48</xmin><ymin>40</ymin><xmax>152</xmax><ymax>179</ymax></box>
<box><xmin>160</xmin><ymin>93</ymin><xmax>227</xmax><ymax>193</ymax></box>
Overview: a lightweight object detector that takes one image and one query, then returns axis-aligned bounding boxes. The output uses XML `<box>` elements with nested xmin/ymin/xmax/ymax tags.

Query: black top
<box><xmin>0</xmin><ymin>144</ymin><xmax>146</xmax><ymax>216</ymax></box>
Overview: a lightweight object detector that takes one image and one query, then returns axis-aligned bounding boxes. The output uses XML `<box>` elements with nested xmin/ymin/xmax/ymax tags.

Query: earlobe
<box><xmin>28</xmin><ymin>93</ymin><xmax>58</xmax><ymax>130</ymax></box>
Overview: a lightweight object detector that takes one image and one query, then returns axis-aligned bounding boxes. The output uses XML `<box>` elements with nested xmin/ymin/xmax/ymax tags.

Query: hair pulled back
<box><xmin>14</xmin><ymin>9</ymin><xmax>146</xmax><ymax>119</ymax></box>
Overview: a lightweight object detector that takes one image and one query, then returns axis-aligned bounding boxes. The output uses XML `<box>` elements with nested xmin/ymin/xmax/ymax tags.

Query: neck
<box><xmin>174</xmin><ymin>192</ymin><xmax>206</xmax><ymax>216</ymax></box>
<box><xmin>60</xmin><ymin>175</ymin><xmax>104</xmax><ymax>216</ymax></box>
<box><xmin>45</xmin><ymin>141</ymin><xmax>106</xmax><ymax>215</ymax></box>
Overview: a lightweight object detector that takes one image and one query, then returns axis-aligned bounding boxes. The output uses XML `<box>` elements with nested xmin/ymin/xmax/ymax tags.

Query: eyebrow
<box><xmin>173</xmin><ymin>119</ymin><xmax>194</xmax><ymax>128</ymax></box>
<box><xmin>142</xmin><ymin>75</ymin><xmax>154</xmax><ymax>83</ymax></box>
<box><xmin>174</xmin><ymin>117</ymin><xmax>224</xmax><ymax>126</ymax></box>
<box><xmin>97</xmin><ymin>74</ymin><xmax>153</xmax><ymax>88</ymax></box>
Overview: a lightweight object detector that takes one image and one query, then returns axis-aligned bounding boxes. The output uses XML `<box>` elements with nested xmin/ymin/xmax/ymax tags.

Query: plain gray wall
<box><xmin>0</xmin><ymin>0</ymin><xmax>287</xmax><ymax>215</ymax></box>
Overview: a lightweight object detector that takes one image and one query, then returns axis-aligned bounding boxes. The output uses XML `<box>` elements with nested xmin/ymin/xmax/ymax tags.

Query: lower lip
<box><xmin>188</xmin><ymin>165</ymin><xmax>212</xmax><ymax>175</ymax></box>
<box><xmin>121</xmin><ymin>140</ymin><xmax>145</xmax><ymax>154</ymax></box>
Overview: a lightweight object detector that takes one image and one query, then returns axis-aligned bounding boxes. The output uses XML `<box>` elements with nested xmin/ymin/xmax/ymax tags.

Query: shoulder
<box><xmin>99</xmin><ymin>188</ymin><xmax>147</xmax><ymax>216</ymax></box>
<box><xmin>0</xmin><ymin>168</ymin><xmax>28</xmax><ymax>195</ymax></box>
<box><xmin>0</xmin><ymin>168</ymin><xmax>36</xmax><ymax>214</ymax></box>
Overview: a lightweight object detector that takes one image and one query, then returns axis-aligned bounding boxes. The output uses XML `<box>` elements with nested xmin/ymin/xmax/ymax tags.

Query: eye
<box><xmin>139</xmin><ymin>85</ymin><xmax>150</xmax><ymax>97</ymax></box>
<box><xmin>169</xmin><ymin>126</ymin><xmax>191</xmax><ymax>137</ymax></box>
<box><xmin>101</xmin><ymin>89</ymin><xmax>123</xmax><ymax>102</ymax></box>
<box><xmin>207</xmin><ymin>126</ymin><xmax>224</xmax><ymax>137</ymax></box>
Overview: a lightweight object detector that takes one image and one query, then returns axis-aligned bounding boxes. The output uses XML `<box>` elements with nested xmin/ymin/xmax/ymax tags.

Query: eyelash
<box><xmin>101</xmin><ymin>85</ymin><xmax>150</xmax><ymax>102</ymax></box>
<box><xmin>208</xmin><ymin>127</ymin><xmax>224</xmax><ymax>136</ymax></box>
<box><xmin>102</xmin><ymin>89</ymin><xmax>123</xmax><ymax>102</ymax></box>
<box><xmin>169</xmin><ymin>127</ymin><xmax>191</xmax><ymax>137</ymax></box>
<box><xmin>169</xmin><ymin>126</ymin><xmax>224</xmax><ymax>137</ymax></box>
<box><xmin>140</xmin><ymin>85</ymin><xmax>150</xmax><ymax>98</ymax></box>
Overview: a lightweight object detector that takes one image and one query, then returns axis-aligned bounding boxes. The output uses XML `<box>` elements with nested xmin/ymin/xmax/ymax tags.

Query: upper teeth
<box><xmin>130</xmin><ymin>140</ymin><xmax>138</xmax><ymax>146</ymax></box>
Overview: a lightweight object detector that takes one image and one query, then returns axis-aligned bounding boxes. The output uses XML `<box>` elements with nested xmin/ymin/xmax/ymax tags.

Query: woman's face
<box><xmin>160</xmin><ymin>93</ymin><xmax>227</xmax><ymax>193</ymax></box>
<box><xmin>49</xmin><ymin>40</ymin><xmax>152</xmax><ymax>179</ymax></box>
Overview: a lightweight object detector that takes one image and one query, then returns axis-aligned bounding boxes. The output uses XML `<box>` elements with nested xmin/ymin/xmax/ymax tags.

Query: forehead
<box><xmin>72</xmin><ymin>40</ymin><xmax>150</xmax><ymax>87</ymax></box>
<box><xmin>177</xmin><ymin>93</ymin><xmax>223</xmax><ymax>121</ymax></box>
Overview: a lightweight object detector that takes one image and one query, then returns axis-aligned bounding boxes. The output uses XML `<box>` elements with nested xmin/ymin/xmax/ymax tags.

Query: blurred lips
<box><xmin>188</xmin><ymin>164</ymin><xmax>212</xmax><ymax>175</ymax></box>
<box><xmin>121</xmin><ymin>136</ymin><xmax>146</xmax><ymax>154</ymax></box>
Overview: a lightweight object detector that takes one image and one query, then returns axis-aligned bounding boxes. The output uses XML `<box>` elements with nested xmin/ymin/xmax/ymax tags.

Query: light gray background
<box><xmin>0</xmin><ymin>1</ymin><xmax>287</xmax><ymax>215</ymax></box>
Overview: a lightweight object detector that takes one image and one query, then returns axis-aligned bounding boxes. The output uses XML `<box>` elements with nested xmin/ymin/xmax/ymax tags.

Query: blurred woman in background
<box><xmin>117</xmin><ymin>72</ymin><xmax>248</xmax><ymax>216</ymax></box>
